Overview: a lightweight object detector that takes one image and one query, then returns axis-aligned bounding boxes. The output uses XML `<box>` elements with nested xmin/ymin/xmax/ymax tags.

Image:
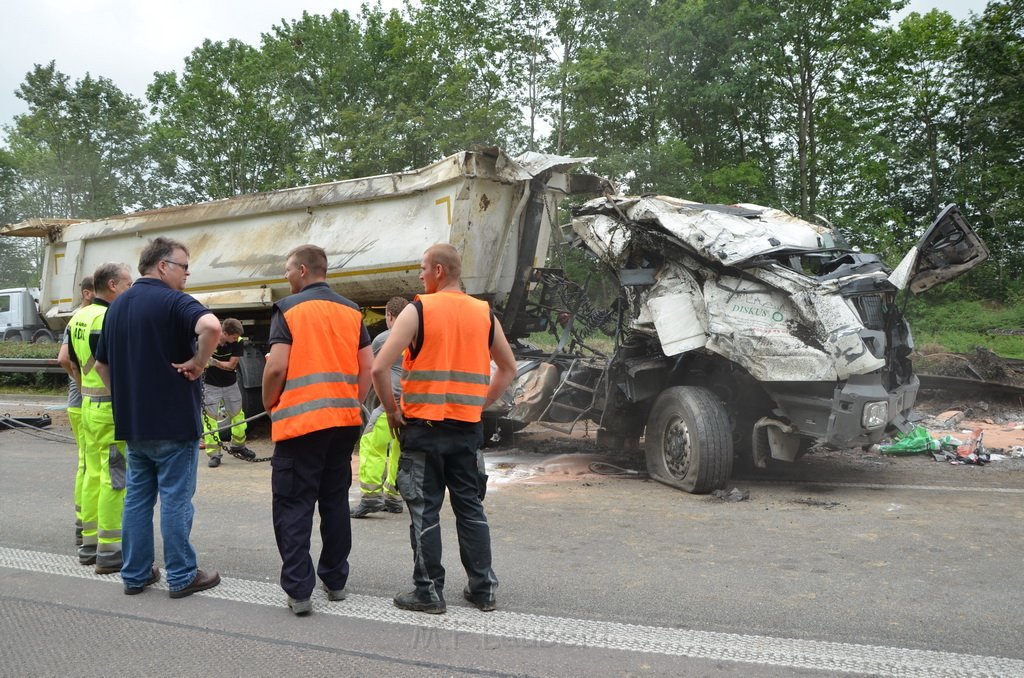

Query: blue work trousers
<box><xmin>271</xmin><ymin>425</ymin><xmax>359</xmax><ymax>600</ymax></box>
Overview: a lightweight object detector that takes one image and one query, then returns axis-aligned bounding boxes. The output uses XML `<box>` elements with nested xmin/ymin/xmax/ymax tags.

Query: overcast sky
<box><xmin>0</xmin><ymin>0</ymin><xmax>991</xmax><ymax>133</ymax></box>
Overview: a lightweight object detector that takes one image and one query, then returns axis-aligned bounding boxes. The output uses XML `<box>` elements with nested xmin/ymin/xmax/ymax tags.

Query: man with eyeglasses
<box><xmin>96</xmin><ymin>236</ymin><xmax>223</xmax><ymax>598</ymax></box>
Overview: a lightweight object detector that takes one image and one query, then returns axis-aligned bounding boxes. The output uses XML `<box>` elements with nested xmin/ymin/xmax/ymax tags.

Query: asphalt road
<box><xmin>2</xmin><ymin>395</ymin><xmax>1024</xmax><ymax>677</ymax></box>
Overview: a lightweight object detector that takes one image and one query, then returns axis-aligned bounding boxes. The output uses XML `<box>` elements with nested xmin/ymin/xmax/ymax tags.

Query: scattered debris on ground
<box><xmin>791</xmin><ymin>498</ymin><xmax>843</xmax><ymax>509</ymax></box>
<box><xmin>711</xmin><ymin>488</ymin><xmax>750</xmax><ymax>502</ymax></box>
<box><xmin>913</xmin><ymin>347</ymin><xmax>1024</xmax><ymax>388</ymax></box>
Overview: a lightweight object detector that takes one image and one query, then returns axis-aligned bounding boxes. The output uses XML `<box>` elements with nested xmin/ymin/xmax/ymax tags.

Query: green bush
<box><xmin>904</xmin><ymin>297</ymin><xmax>1024</xmax><ymax>359</ymax></box>
<box><xmin>0</xmin><ymin>341</ymin><xmax>62</xmax><ymax>359</ymax></box>
<box><xmin>0</xmin><ymin>371</ymin><xmax>66</xmax><ymax>392</ymax></box>
<box><xmin>0</xmin><ymin>338</ymin><xmax>66</xmax><ymax>392</ymax></box>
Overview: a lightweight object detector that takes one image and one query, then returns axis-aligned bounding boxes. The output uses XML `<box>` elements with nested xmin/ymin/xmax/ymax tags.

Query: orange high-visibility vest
<box><xmin>271</xmin><ymin>291</ymin><xmax>363</xmax><ymax>441</ymax></box>
<box><xmin>401</xmin><ymin>291</ymin><xmax>492</xmax><ymax>423</ymax></box>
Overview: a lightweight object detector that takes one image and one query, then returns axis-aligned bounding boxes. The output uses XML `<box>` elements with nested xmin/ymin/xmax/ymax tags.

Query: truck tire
<box><xmin>644</xmin><ymin>386</ymin><xmax>732</xmax><ymax>494</ymax></box>
<box><xmin>31</xmin><ymin>329</ymin><xmax>55</xmax><ymax>344</ymax></box>
<box><xmin>235</xmin><ymin>344</ymin><xmax>266</xmax><ymax>417</ymax></box>
<box><xmin>239</xmin><ymin>385</ymin><xmax>264</xmax><ymax>420</ymax></box>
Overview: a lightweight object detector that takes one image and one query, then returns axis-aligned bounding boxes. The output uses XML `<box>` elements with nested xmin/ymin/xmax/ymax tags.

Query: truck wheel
<box><xmin>31</xmin><ymin>329</ymin><xmax>55</xmax><ymax>344</ymax></box>
<box><xmin>239</xmin><ymin>386</ymin><xmax>264</xmax><ymax>419</ymax></box>
<box><xmin>4</xmin><ymin>332</ymin><xmax>23</xmax><ymax>343</ymax></box>
<box><xmin>644</xmin><ymin>386</ymin><xmax>732</xmax><ymax>493</ymax></box>
<box><xmin>235</xmin><ymin>345</ymin><xmax>266</xmax><ymax>417</ymax></box>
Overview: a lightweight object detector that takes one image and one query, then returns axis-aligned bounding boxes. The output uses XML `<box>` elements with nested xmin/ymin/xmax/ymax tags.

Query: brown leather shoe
<box><xmin>169</xmin><ymin>569</ymin><xmax>221</xmax><ymax>599</ymax></box>
<box><xmin>124</xmin><ymin>565</ymin><xmax>161</xmax><ymax>595</ymax></box>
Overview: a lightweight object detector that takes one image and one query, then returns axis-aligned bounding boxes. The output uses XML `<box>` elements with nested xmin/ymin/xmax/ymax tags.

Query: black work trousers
<box><xmin>271</xmin><ymin>425</ymin><xmax>359</xmax><ymax>600</ymax></box>
<box><xmin>396</xmin><ymin>421</ymin><xmax>497</xmax><ymax>604</ymax></box>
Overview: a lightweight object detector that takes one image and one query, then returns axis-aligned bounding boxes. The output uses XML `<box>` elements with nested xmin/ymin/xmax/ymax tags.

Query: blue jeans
<box><xmin>122</xmin><ymin>439</ymin><xmax>199</xmax><ymax>591</ymax></box>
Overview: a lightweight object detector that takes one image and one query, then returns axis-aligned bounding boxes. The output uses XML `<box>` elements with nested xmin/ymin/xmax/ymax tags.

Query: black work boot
<box><xmin>393</xmin><ymin>590</ymin><xmax>446</xmax><ymax>614</ymax></box>
<box><xmin>351</xmin><ymin>498</ymin><xmax>384</xmax><ymax>518</ymax></box>
<box><xmin>229</xmin><ymin>445</ymin><xmax>256</xmax><ymax>460</ymax></box>
<box><xmin>78</xmin><ymin>544</ymin><xmax>97</xmax><ymax>565</ymax></box>
<box><xmin>95</xmin><ymin>550</ymin><xmax>123</xmax><ymax>575</ymax></box>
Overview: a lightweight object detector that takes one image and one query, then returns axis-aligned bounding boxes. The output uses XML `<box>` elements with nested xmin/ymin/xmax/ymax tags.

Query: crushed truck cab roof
<box><xmin>570</xmin><ymin>196</ymin><xmax>988</xmax><ymax>384</ymax></box>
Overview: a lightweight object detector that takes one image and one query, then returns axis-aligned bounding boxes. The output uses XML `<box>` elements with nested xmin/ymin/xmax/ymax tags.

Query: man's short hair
<box><xmin>80</xmin><ymin>276</ymin><xmax>94</xmax><ymax>292</ymax></box>
<box><xmin>385</xmin><ymin>296</ymin><xmax>409</xmax><ymax>319</ymax></box>
<box><xmin>425</xmin><ymin>244</ymin><xmax>461</xmax><ymax>281</ymax></box>
<box><xmin>93</xmin><ymin>262</ymin><xmax>128</xmax><ymax>294</ymax></box>
<box><xmin>222</xmin><ymin>318</ymin><xmax>243</xmax><ymax>336</ymax></box>
<box><xmin>287</xmin><ymin>244</ymin><xmax>328</xmax><ymax>277</ymax></box>
<box><xmin>139</xmin><ymin>237</ymin><xmax>189</xmax><ymax>275</ymax></box>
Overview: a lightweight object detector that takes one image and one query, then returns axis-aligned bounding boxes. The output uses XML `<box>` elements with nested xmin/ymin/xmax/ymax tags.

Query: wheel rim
<box><xmin>662</xmin><ymin>415</ymin><xmax>692</xmax><ymax>478</ymax></box>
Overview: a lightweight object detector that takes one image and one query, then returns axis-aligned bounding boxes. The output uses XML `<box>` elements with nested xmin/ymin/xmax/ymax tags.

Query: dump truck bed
<box><xmin>3</xmin><ymin>149</ymin><xmax>589</xmax><ymax>321</ymax></box>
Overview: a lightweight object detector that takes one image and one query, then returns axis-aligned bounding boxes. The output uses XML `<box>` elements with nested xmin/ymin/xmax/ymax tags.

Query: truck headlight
<box><xmin>862</xmin><ymin>401</ymin><xmax>888</xmax><ymax>429</ymax></box>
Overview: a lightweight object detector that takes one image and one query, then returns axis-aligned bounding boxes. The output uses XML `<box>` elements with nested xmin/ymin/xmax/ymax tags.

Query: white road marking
<box><xmin>762</xmin><ymin>480</ymin><xmax>1024</xmax><ymax>494</ymax></box>
<box><xmin>2</xmin><ymin>546</ymin><xmax>1022</xmax><ymax>677</ymax></box>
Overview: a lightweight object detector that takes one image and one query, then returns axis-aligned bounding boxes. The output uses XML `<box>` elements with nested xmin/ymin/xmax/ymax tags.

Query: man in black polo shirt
<box><xmin>96</xmin><ymin>236</ymin><xmax>223</xmax><ymax>598</ymax></box>
<box><xmin>201</xmin><ymin>317</ymin><xmax>255</xmax><ymax>467</ymax></box>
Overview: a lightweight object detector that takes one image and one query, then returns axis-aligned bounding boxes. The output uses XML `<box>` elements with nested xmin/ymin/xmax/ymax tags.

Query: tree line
<box><xmin>1</xmin><ymin>0</ymin><xmax>1021</xmax><ymax>302</ymax></box>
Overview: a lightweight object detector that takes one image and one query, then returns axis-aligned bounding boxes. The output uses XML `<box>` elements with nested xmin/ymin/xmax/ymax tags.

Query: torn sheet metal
<box><xmin>509</xmin><ymin>151</ymin><xmax>597</xmax><ymax>181</ymax></box>
<box><xmin>888</xmin><ymin>204</ymin><xmax>989</xmax><ymax>293</ymax></box>
<box><xmin>703</xmin><ymin>276</ymin><xmax>837</xmax><ymax>382</ymax></box>
<box><xmin>641</xmin><ymin>263</ymin><xmax>707</xmax><ymax>356</ymax></box>
<box><xmin>603</xmin><ymin>196</ymin><xmax>836</xmax><ymax>266</ymax></box>
<box><xmin>569</xmin><ymin>196</ymin><xmax>971</xmax><ymax>384</ymax></box>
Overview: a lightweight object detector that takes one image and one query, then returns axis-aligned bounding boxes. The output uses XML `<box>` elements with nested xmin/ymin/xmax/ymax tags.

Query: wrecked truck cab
<box><xmin>567</xmin><ymin>196</ymin><xmax>988</xmax><ymax>493</ymax></box>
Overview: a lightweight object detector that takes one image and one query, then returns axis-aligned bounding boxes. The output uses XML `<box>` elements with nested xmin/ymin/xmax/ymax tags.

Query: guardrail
<box><xmin>0</xmin><ymin>358</ymin><xmax>64</xmax><ymax>374</ymax></box>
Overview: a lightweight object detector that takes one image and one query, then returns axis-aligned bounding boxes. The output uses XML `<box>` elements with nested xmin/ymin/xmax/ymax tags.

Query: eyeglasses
<box><xmin>162</xmin><ymin>260</ymin><xmax>189</xmax><ymax>272</ymax></box>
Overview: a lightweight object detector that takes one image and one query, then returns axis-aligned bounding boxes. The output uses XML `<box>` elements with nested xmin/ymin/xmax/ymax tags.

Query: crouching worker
<box><xmin>202</xmin><ymin>317</ymin><xmax>255</xmax><ymax>466</ymax></box>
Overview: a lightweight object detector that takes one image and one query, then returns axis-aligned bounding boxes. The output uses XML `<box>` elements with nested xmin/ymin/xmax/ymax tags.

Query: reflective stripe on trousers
<box><xmin>81</xmin><ymin>398</ymin><xmax>126</xmax><ymax>551</ymax></box>
<box><xmin>358</xmin><ymin>412</ymin><xmax>401</xmax><ymax>499</ymax></box>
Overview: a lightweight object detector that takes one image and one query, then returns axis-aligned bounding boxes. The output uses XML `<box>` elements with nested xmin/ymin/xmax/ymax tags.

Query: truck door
<box><xmin>0</xmin><ymin>291</ymin><xmax>18</xmax><ymax>340</ymax></box>
<box><xmin>887</xmin><ymin>205</ymin><xmax>990</xmax><ymax>294</ymax></box>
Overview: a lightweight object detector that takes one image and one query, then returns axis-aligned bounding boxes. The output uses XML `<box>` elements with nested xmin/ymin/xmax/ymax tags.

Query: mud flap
<box><xmin>753</xmin><ymin>417</ymin><xmax>803</xmax><ymax>464</ymax></box>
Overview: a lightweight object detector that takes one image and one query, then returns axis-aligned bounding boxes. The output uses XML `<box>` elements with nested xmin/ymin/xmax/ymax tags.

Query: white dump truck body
<box><xmin>2</xmin><ymin>149</ymin><xmax>591</xmax><ymax>323</ymax></box>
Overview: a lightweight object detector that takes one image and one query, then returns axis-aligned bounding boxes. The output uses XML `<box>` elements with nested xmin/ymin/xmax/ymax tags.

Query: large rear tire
<box><xmin>644</xmin><ymin>386</ymin><xmax>732</xmax><ymax>493</ymax></box>
<box><xmin>235</xmin><ymin>343</ymin><xmax>266</xmax><ymax>417</ymax></box>
<box><xmin>31</xmin><ymin>329</ymin><xmax>55</xmax><ymax>344</ymax></box>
